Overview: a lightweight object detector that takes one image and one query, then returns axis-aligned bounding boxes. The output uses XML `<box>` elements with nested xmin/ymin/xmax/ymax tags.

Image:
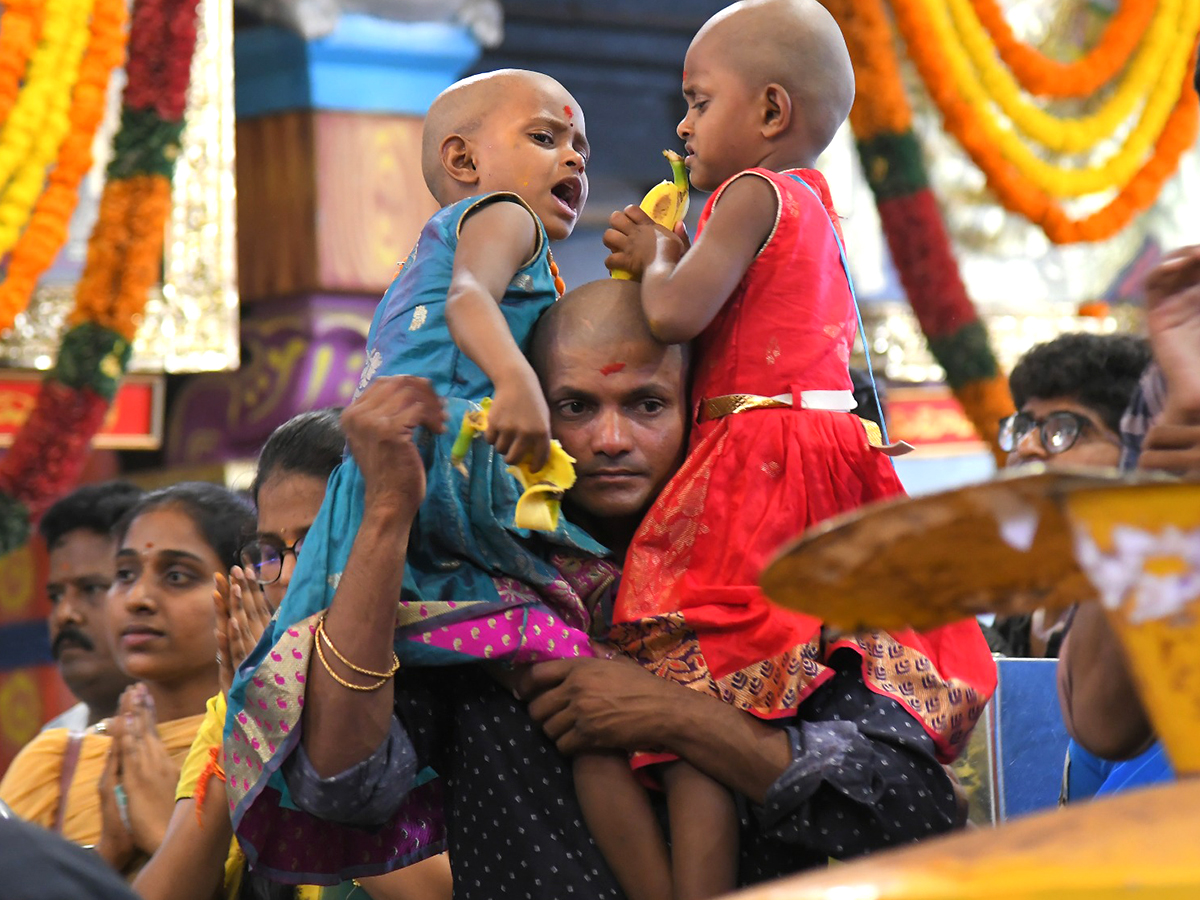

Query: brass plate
<box><xmin>759</xmin><ymin>467</ymin><xmax>1175</xmax><ymax>632</ymax></box>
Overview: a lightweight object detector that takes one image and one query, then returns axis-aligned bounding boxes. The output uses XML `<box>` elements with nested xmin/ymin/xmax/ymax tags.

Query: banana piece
<box><xmin>451</xmin><ymin>398</ymin><xmax>491</xmax><ymax>475</ymax></box>
<box><xmin>611</xmin><ymin>150</ymin><xmax>690</xmax><ymax>281</ymax></box>
<box><xmin>508</xmin><ymin>443</ymin><xmax>577</xmax><ymax>532</ymax></box>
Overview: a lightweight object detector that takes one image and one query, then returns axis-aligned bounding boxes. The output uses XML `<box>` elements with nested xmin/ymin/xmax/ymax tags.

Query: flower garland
<box><xmin>0</xmin><ymin>0</ymin><xmax>128</xmax><ymax>329</ymax></box>
<box><xmin>0</xmin><ymin>0</ymin><xmax>202</xmax><ymax>550</ymax></box>
<box><xmin>895</xmin><ymin>0</ymin><xmax>1200</xmax><ymax>197</ymax></box>
<box><xmin>0</xmin><ymin>0</ymin><xmax>94</xmax><ymax>254</ymax></box>
<box><xmin>0</xmin><ymin>0</ymin><xmax>90</xmax><ymax>194</ymax></box>
<box><xmin>950</xmin><ymin>0</ymin><xmax>1184</xmax><ymax>154</ymax></box>
<box><xmin>0</xmin><ymin>0</ymin><xmax>44</xmax><ymax>127</ymax></box>
<box><xmin>889</xmin><ymin>0</ymin><xmax>1200</xmax><ymax>242</ymax></box>
<box><xmin>969</xmin><ymin>0</ymin><xmax>1155</xmax><ymax>98</ymax></box>
<box><xmin>822</xmin><ymin>0</ymin><xmax>1013</xmax><ymax>458</ymax></box>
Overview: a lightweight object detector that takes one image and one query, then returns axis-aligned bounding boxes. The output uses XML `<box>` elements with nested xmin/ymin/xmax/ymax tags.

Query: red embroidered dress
<box><xmin>611</xmin><ymin>168</ymin><xmax>995</xmax><ymax>762</ymax></box>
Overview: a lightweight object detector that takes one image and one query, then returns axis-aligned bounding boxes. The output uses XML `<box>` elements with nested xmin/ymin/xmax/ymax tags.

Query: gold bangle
<box><xmin>314</xmin><ymin>630</ymin><xmax>391</xmax><ymax>692</ymax></box>
<box><xmin>316</xmin><ymin>615</ymin><xmax>400</xmax><ymax>679</ymax></box>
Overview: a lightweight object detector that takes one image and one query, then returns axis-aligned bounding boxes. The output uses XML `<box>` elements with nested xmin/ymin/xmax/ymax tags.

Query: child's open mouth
<box><xmin>551</xmin><ymin>176</ymin><xmax>582</xmax><ymax>215</ymax></box>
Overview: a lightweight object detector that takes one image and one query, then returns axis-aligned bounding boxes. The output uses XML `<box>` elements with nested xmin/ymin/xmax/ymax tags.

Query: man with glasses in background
<box><xmin>988</xmin><ymin>331</ymin><xmax>1154</xmax><ymax>805</ymax></box>
<box><xmin>999</xmin><ymin>332</ymin><xmax>1151</xmax><ymax>471</ymax></box>
<box><xmin>986</xmin><ymin>332</ymin><xmax>1150</xmax><ymax>661</ymax></box>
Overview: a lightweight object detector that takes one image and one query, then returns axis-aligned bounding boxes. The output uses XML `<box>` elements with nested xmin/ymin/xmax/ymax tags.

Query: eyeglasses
<box><xmin>239</xmin><ymin>535</ymin><xmax>305</xmax><ymax>586</ymax></box>
<box><xmin>997</xmin><ymin>410</ymin><xmax>1115</xmax><ymax>455</ymax></box>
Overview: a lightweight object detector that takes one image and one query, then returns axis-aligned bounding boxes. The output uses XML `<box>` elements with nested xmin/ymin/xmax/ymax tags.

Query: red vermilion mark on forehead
<box><xmin>681</xmin><ymin>70</ymin><xmax>687</xmax><ymax>79</ymax></box>
<box><xmin>599</xmin><ymin>362</ymin><xmax>626</xmax><ymax>376</ymax></box>
<box><xmin>563</xmin><ymin>105</ymin><xmax>573</xmax><ymax>119</ymax></box>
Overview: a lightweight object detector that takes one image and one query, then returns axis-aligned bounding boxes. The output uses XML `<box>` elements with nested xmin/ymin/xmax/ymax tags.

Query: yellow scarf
<box><xmin>0</xmin><ymin>713</ymin><xmax>203</xmax><ymax>856</ymax></box>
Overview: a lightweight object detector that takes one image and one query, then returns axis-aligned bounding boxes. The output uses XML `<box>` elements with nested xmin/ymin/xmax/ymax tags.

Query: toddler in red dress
<box><xmin>591</xmin><ymin>2</ymin><xmax>996</xmax><ymax>898</ymax></box>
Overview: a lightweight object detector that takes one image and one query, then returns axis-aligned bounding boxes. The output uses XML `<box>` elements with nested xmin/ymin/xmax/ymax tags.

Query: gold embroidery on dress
<box><xmin>846</xmin><ymin>631</ymin><xmax>990</xmax><ymax>760</ymax></box>
<box><xmin>607</xmin><ymin>614</ymin><xmax>827</xmax><ymax>716</ymax></box>
<box><xmin>619</xmin><ymin>431</ymin><xmax>727</xmax><ymax>620</ymax></box>
<box><xmin>409</xmin><ymin>305</ymin><xmax>428</xmax><ymax>331</ymax></box>
<box><xmin>714</xmin><ymin>637</ymin><xmax>824</xmax><ymax>714</ymax></box>
<box><xmin>766</xmin><ymin>336</ymin><xmax>781</xmax><ymax>365</ymax></box>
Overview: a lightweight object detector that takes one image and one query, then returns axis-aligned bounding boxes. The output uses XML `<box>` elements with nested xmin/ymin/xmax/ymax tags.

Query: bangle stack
<box><xmin>314</xmin><ymin>615</ymin><xmax>400</xmax><ymax>692</ymax></box>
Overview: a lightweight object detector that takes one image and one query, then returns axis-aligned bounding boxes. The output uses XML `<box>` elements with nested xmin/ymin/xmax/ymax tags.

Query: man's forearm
<box><xmin>1058</xmin><ymin>604</ymin><xmax>1154</xmax><ymax>760</ymax></box>
<box><xmin>657</xmin><ymin>688</ymin><xmax>791</xmax><ymax>804</ymax></box>
<box><xmin>301</xmin><ymin>506</ymin><xmax>411</xmax><ymax>777</ymax></box>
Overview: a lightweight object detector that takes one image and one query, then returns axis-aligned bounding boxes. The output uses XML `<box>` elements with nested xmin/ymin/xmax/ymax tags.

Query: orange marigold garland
<box><xmin>968</xmin><ymin>0</ymin><xmax>1156</xmax><ymax>98</ymax></box>
<box><xmin>0</xmin><ymin>0</ymin><xmax>128</xmax><ymax>330</ymax></box>
<box><xmin>889</xmin><ymin>0</ymin><xmax>1200</xmax><ymax>243</ymax></box>
<box><xmin>0</xmin><ymin>0</ymin><xmax>44</xmax><ymax>126</ymax></box>
<box><xmin>0</xmin><ymin>0</ymin><xmax>202</xmax><ymax>549</ymax></box>
<box><xmin>70</xmin><ymin>173</ymin><xmax>173</xmax><ymax>340</ymax></box>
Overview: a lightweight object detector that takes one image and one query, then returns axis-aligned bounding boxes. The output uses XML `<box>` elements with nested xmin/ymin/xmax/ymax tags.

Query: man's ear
<box><xmin>441</xmin><ymin>134</ymin><xmax>479</xmax><ymax>187</ymax></box>
<box><xmin>761</xmin><ymin>83</ymin><xmax>791</xmax><ymax>138</ymax></box>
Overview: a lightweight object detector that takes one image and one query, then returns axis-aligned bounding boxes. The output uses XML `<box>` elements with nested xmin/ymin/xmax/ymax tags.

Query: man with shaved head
<box><xmin>279</xmin><ymin>280</ymin><xmax>965</xmax><ymax>898</ymax></box>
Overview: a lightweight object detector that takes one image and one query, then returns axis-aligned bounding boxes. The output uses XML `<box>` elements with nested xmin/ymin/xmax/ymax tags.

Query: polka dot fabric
<box><xmin>285</xmin><ymin>656</ymin><xmax>960</xmax><ymax>894</ymax></box>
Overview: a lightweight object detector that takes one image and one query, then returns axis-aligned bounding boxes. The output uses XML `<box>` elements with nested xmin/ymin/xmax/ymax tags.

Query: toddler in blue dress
<box><xmin>225</xmin><ymin>69</ymin><xmax>611</xmax><ymax>881</ymax></box>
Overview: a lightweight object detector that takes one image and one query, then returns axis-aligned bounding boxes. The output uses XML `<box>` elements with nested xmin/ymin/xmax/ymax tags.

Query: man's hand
<box><xmin>486</xmin><ymin>366</ymin><xmax>553</xmax><ymax>471</ymax></box>
<box><xmin>603</xmin><ymin>205</ymin><xmax>686</xmax><ymax>282</ymax></box>
<box><xmin>515</xmin><ymin>655</ymin><xmax>791</xmax><ymax>803</ymax></box>
<box><xmin>344</xmin><ymin>376</ymin><xmax>445</xmax><ymax>521</ymax></box>
<box><xmin>1144</xmin><ymin>245</ymin><xmax>1200</xmax><ymax>418</ymax></box>
<box><xmin>1138</xmin><ymin>421</ymin><xmax>1200</xmax><ymax>476</ymax></box>
<box><xmin>516</xmin><ymin>656</ymin><xmax>688</xmax><ymax>756</ymax></box>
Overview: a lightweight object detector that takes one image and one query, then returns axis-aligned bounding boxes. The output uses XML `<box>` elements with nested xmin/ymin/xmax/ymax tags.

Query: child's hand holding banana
<box><xmin>605</xmin><ymin>150</ymin><xmax>690</xmax><ymax>281</ymax></box>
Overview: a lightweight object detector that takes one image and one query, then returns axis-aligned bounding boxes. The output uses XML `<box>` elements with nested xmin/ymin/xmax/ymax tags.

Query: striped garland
<box><xmin>0</xmin><ymin>0</ymin><xmax>202</xmax><ymax>553</ymax></box>
<box><xmin>823</xmin><ymin>0</ymin><xmax>1014</xmax><ymax>457</ymax></box>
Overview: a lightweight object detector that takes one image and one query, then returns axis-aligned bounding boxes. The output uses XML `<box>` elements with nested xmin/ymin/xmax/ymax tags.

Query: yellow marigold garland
<box><xmin>0</xmin><ymin>0</ymin><xmax>89</xmax><ymax>194</ymax></box>
<box><xmin>0</xmin><ymin>0</ymin><xmax>96</xmax><ymax>256</ymax></box>
<box><xmin>968</xmin><ymin>0</ymin><xmax>1156</xmax><ymax>98</ymax></box>
<box><xmin>0</xmin><ymin>0</ymin><xmax>128</xmax><ymax>331</ymax></box>
<box><xmin>949</xmin><ymin>0</ymin><xmax>1186</xmax><ymax>153</ymax></box>
<box><xmin>897</xmin><ymin>0</ymin><xmax>1200</xmax><ymax>197</ymax></box>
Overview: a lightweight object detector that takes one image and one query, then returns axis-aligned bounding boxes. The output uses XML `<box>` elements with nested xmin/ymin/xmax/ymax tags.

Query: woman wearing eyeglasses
<box><xmin>134</xmin><ymin>410</ymin><xmax>452</xmax><ymax>900</ymax></box>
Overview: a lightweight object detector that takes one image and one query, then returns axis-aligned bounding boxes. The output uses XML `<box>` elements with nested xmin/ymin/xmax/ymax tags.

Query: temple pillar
<box><xmin>165</xmin><ymin>14</ymin><xmax>481</xmax><ymax>467</ymax></box>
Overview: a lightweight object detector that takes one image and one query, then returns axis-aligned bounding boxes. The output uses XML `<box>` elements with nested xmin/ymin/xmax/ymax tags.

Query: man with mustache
<box><xmin>40</xmin><ymin>482</ymin><xmax>144</xmax><ymax>731</ymax></box>
<box><xmin>1</xmin><ymin>482</ymin><xmax>143</xmax><ymax>840</ymax></box>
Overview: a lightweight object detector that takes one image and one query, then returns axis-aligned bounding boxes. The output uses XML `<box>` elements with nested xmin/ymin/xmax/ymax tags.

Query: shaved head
<box><xmin>694</xmin><ymin>0</ymin><xmax>854</xmax><ymax>156</ymax></box>
<box><xmin>532</xmin><ymin>279</ymin><xmax>676</xmax><ymax>379</ymax></box>
<box><xmin>421</xmin><ymin>69</ymin><xmax>578</xmax><ymax>204</ymax></box>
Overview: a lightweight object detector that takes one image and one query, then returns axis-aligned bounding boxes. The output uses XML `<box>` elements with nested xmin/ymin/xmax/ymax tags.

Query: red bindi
<box><xmin>563</xmin><ymin>105</ymin><xmax>573</xmax><ymax>119</ymax></box>
<box><xmin>599</xmin><ymin>363</ymin><xmax>626</xmax><ymax>376</ymax></box>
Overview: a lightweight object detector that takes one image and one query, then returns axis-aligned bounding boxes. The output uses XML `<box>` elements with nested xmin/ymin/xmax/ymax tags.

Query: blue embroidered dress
<box><xmin>223</xmin><ymin>193</ymin><xmax>610</xmax><ymax>883</ymax></box>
